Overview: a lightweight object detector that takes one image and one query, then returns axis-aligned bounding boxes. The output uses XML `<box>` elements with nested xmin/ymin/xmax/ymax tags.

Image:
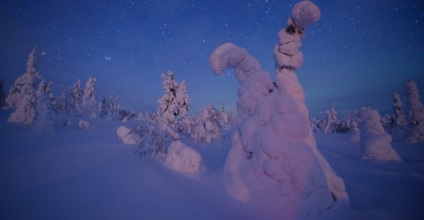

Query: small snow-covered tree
<box><xmin>158</xmin><ymin>71</ymin><xmax>190</xmax><ymax>125</ymax></box>
<box><xmin>405</xmin><ymin>80</ymin><xmax>424</xmax><ymax>143</ymax></box>
<box><xmin>69</xmin><ymin>80</ymin><xmax>82</xmax><ymax>116</ymax></box>
<box><xmin>0</xmin><ymin>80</ymin><xmax>6</xmax><ymax>109</ymax></box>
<box><xmin>228</xmin><ymin>104</ymin><xmax>236</xmax><ymax>124</ymax></box>
<box><xmin>99</xmin><ymin>95</ymin><xmax>109</xmax><ymax>117</ymax></box>
<box><xmin>192</xmin><ymin>105</ymin><xmax>221</xmax><ymax>143</ymax></box>
<box><xmin>359</xmin><ymin>108</ymin><xmax>401</xmax><ymax>161</ymax></box>
<box><xmin>52</xmin><ymin>86</ymin><xmax>70</xmax><ymax>126</ymax></box>
<box><xmin>109</xmin><ymin>89</ymin><xmax>117</xmax><ymax>115</ymax></box>
<box><xmin>33</xmin><ymin>80</ymin><xmax>54</xmax><ymax>132</ymax></box>
<box><xmin>391</xmin><ymin>93</ymin><xmax>407</xmax><ymax>140</ymax></box>
<box><xmin>324</xmin><ymin>100</ymin><xmax>339</xmax><ymax>134</ymax></box>
<box><xmin>219</xmin><ymin>105</ymin><xmax>229</xmax><ymax>125</ymax></box>
<box><xmin>81</xmin><ymin>77</ymin><xmax>97</xmax><ymax>118</ymax></box>
<box><xmin>6</xmin><ymin>47</ymin><xmax>44</xmax><ymax>125</ymax></box>
<box><xmin>349</xmin><ymin>120</ymin><xmax>360</xmax><ymax>142</ymax></box>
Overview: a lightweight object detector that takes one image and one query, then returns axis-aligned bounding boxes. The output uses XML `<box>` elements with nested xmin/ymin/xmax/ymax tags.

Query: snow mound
<box><xmin>359</xmin><ymin>109</ymin><xmax>402</xmax><ymax>161</ymax></box>
<box><xmin>165</xmin><ymin>141</ymin><xmax>202</xmax><ymax>174</ymax></box>
<box><xmin>78</xmin><ymin>120</ymin><xmax>91</xmax><ymax>129</ymax></box>
<box><xmin>116</xmin><ymin>126</ymin><xmax>138</xmax><ymax>145</ymax></box>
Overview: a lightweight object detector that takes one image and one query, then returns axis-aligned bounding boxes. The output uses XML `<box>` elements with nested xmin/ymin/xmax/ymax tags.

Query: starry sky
<box><xmin>1</xmin><ymin>0</ymin><xmax>423</xmax><ymax>117</ymax></box>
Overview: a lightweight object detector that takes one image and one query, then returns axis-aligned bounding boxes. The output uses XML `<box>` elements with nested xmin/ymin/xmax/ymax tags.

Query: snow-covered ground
<box><xmin>1</xmin><ymin>111</ymin><xmax>423</xmax><ymax>219</ymax></box>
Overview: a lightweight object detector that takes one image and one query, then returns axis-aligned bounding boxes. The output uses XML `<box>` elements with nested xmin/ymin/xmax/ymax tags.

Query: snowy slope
<box><xmin>1</xmin><ymin>111</ymin><xmax>424</xmax><ymax>219</ymax></box>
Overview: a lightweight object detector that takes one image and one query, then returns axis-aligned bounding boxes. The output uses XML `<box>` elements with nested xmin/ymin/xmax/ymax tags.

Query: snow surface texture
<box><xmin>405</xmin><ymin>80</ymin><xmax>424</xmax><ymax>143</ymax></box>
<box><xmin>209</xmin><ymin>1</ymin><xmax>348</xmax><ymax>218</ymax></box>
<box><xmin>116</xmin><ymin>125</ymin><xmax>138</xmax><ymax>145</ymax></box>
<box><xmin>359</xmin><ymin>108</ymin><xmax>402</xmax><ymax>161</ymax></box>
<box><xmin>6</xmin><ymin>47</ymin><xmax>44</xmax><ymax>125</ymax></box>
<box><xmin>165</xmin><ymin>140</ymin><xmax>202</xmax><ymax>174</ymax></box>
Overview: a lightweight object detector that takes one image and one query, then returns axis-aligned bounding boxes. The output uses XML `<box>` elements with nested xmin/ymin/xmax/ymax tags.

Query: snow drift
<box><xmin>209</xmin><ymin>0</ymin><xmax>348</xmax><ymax>218</ymax></box>
<box><xmin>165</xmin><ymin>140</ymin><xmax>202</xmax><ymax>174</ymax></box>
<box><xmin>117</xmin><ymin>125</ymin><xmax>138</xmax><ymax>145</ymax></box>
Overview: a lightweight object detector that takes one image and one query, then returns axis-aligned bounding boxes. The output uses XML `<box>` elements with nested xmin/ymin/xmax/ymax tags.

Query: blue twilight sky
<box><xmin>0</xmin><ymin>0</ymin><xmax>423</xmax><ymax>117</ymax></box>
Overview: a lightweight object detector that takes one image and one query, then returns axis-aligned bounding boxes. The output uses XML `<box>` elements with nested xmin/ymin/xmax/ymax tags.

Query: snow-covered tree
<box><xmin>208</xmin><ymin>1</ymin><xmax>348</xmax><ymax>217</ymax></box>
<box><xmin>359</xmin><ymin>108</ymin><xmax>401</xmax><ymax>161</ymax></box>
<box><xmin>324</xmin><ymin>100</ymin><xmax>339</xmax><ymax>134</ymax></box>
<box><xmin>218</xmin><ymin>105</ymin><xmax>229</xmax><ymax>125</ymax></box>
<box><xmin>109</xmin><ymin>90</ymin><xmax>117</xmax><ymax>115</ymax></box>
<box><xmin>98</xmin><ymin>95</ymin><xmax>109</xmax><ymax>117</ymax></box>
<box><xmin>405</xmin><ymin>80</ymin><xmax>424</xmax><ymax>143</ymax></box>
<box><xmin>158</xmin><ymin>71</ymin><xmax>190</xmax><ymax>125</ymax></box>
<box><xmin>69</xmin><ymin>80</ymin><xmax>82</xmax><ymax>116</ymax></box>
<box><xmin>390</xmin><ymin>93</ymin><xmax>407</xmax><ymax>139</ymax></box>
<box><xmin>52</xmin><ymin>86</ymin><xmax>70</xmax><ymax>126</ymax></box>
<box><xmin>81</xmin><ymin>77</ymin><xmax>97</xmax><ymax>118</ymax></box>
<box><xmin>228</xmin><ymin>104</ymin><xmax>236</xmax><ymax>124</ymax></box>
<box><xmin>33</xmin><ymin>80</ymin><xmax>54</xmax><ymax>132</ymax></box>
<box><xmin>192</xmin><ymin>105</ymin><xmax>220</xmax><ymax>143</ymax></box>
<box><xmin>349</xmin><ymin>120</ymin><xmax>360</xmax><ymax>142</ymax></box>
<box><xmin>6</xmin><ymin>47</ymin><xmax>44</xmax><ymax>125</ymax></box>
<box><xmin>0</xmin><ymin>80</ymin><xmax>6</xmax><ymax>109</ymax></box>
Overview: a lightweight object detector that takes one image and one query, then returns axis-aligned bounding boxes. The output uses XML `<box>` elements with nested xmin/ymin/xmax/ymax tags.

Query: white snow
<box><xmin>116</xmin><ymin>125</ymin><xmax>138</xmax><ymax>145</ymax></box>
<box><xmin>1</xmin><ymin>112</ymin><xmax>423</xmax><ymax>219</ymax></box>
<box><xmin>78</xmin><ymin>120</ymin><xmax>91</xmax><ymax>129</ymax></box>
<box><xmin>165</xmin><ymin>140</ymin><xmax>202</xmax><ymax>174</ymax></box>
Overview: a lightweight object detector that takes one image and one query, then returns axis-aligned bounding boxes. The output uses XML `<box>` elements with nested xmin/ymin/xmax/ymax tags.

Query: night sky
<box><xmin>1</xmin><ymin>0</ymin><xmax>423</xmax><ymax>117</ymax></box>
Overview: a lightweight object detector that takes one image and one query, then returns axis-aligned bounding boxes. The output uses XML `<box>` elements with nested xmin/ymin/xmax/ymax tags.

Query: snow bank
<box><xmin>165</xmin><ymin>141</ymin><xmax>202</xmax><ymax>174</ymax></box>
<box><xmin>117</xmin><ymin>126</ymin><xmax>138</xmax><ymax>145</ymax></box>
<box><xmin>359</xmin><ymin>108</ymin><xmax>402</xmax><ymax>161</ymax></box>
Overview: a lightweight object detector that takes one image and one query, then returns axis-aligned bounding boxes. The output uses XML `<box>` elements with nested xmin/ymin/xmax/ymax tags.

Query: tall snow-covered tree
<box><xmin>0</xmin><ymin>80</ymin><xmax>6</xmax><ymax>109</ymax></box>
<box><xmin>81</xmin><ymin>77</ymin><xmax>97</xmax><ymax>118</ymax></box>
<box><xmin>390</xmin><ymin>92</ymin><xmax>407</xmax><ymax>140</ymax></box>
<box><xmin>208</xmin><ymin>1</ymin><xmax>348</xmax><ymax>217</ymax></box>
<box><xmin>33</xmin><ymin>80</ymin><xmax>54</xmax><ymax>132</ymax></box>
<box><xmin>109</xmin><ymin>89</ymin><xmax>117</xmax><ymax>115</ymax></box>
<box><xmin>6</xmin><ymin>47</ymin><xmax>44</xmax><ymax>125</ymax></box>
<box><xmin>52</xmin><ymin>86</ymin><xmax>70</xmax><ymax>126</ymax></box>
<box><xmin>69</xmin><ymin>80</ymin><xmax>82</xmax><ymax>116</ymax></box>
<box><xmin>158</xmin><ymin>71</ymin><xmax>190</xmax><ymax>125</ymax></box>
<box><xmin>405</xmin><ymin>80</ymin><xmax>424</xmax><ymax>143</ymax></box>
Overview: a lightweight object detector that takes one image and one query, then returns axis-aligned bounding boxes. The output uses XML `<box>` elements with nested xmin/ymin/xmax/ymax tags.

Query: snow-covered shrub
<box><xmin>359</xmin><ymin>108</ymin><xmax>402</xmax><ymax>161</ymax></box>
<box><xmin>192</xmin><ymin>105</ymin><xmax>221</xmax><ymax>143</ymax></box>
<box><xmin>81</xmin><ymin>77</ymin><xmax>97</xmax><ymax>118</ymax></box>
<box><xmin>390</xmin><ymin>92</ymin><xmax>407</xmax><ymax>141</ymax></box>
<box><xmin>405</xmin><ymin>80</ymin><xmax>424</xmax><ymax>143</ymax></box>
<box><xmin>165</xmin><ymin>140</ymin><xmax>202</xmax><ymax>174</ymax></box>
<box><xmin>6</xmin><ymin>47</ymin><xmax>44</xmax><ymax>125</ymax></box>
<box><xmin>78</xmin><ymin>120</ymin><xmax>91</xmax><ymax>129</ymax></box>
<box><xmin>132</xmin><ymin>120</ymin><xmax>179</xmax><ymax>157</ymax></box>
<box><xmin>117</xmin><ymin>126</ymin><xmax>138</xmax><ymax>145</ymax></box>
<box><xmin>209</xmin><ymin>1</ymin><xmax>348</xmax><ymax>217</ymax></box>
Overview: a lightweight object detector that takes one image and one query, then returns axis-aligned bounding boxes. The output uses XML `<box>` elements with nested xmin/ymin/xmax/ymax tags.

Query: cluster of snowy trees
<box><xmin>124</xmin><ymin>70</ymin><xmax>234</xmax><ymax>157</ymax></box>
<box><xmin>310</xmin><ymin>80</ymin><xmax>424</xmax><ymax>144</ymax></box>
<box><xmin>4</xmin><ymin>47</ymin><xmax>124</xmax><ymax>131</ymax></box>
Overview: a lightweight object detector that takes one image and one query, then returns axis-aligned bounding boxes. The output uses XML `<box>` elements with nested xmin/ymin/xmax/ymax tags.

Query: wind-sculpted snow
<box><xmin>359</xmin><ymin>108</ymin><xmax>402</xmax><ymax>161</ymax></box>
<box><xmin>209</xmin><ymin>0</ymin><xmax>349</xmax><ymax>218</ymax></box>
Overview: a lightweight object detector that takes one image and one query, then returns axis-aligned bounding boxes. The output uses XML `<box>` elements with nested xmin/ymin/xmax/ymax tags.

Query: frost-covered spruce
<box><xmin>359</xmin><ymin>108</ymin><xmax>402</xmax><ymax>161</ymax></box>
<box><xmin>209</xmin><ymin>1</ymin><xmax>348</xmax><ymax>217</ymax></box>
<box><xmin>69</xmin><ymin>80</ymin><xmax>82</xmax><ymax>116</ymax></box>
<box><xmin>324</xmin><ymin>100</ymin><xmax>339</xmax><ymax>134</ymax></box>
<box><xmin>6</xmin><ymin>47</ymin><xmax>44</xmax><ymax>125</ymax></box>
<box><xmin>158</xmin><ymin>71</ymin><xmax>190</xmax><ymax>125</ymax></box>
<box><xmin>192</xmin><ymin>105</ymin><xmax>220</xmax><ymax>143</ymax></box>
<box><xmin>33</xmin><ymin>80</ymin><xmax>54</xmax><ymax>132</ymax></box>
<box><xmin>349</xmin><ymin>120</ymin><xmax>360</xmax><ymax>142</ymax></box>
<box><xmin>81</xmin><ymin>77</ymin><xmax>97</xmax><ymax>118</ymax></box>
<box><xmin>99</xmin><ymin>95</ymin><xmax>109</xmax><ymax>117</ymax></box>
<box><xmin>405</xmin><ymin>80</ymin><xmax>424</xmax><ymax>143</ymax></box>
<box><xmin>109</xmin><ymin>90</ymin><xmax>117</xmax><ymax>115</ymax></box>
<box><xmin>390</xmin><ymin>94</ymin><xmax>407</xmax><ymax>140</ymax></box>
